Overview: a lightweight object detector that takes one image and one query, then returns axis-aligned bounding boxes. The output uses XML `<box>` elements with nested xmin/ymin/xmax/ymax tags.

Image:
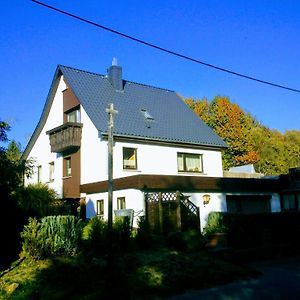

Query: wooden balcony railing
<box><xmin>46</xmin><ymin>122</ymin><xmax>83</xmax><ymax>153</ymax></box>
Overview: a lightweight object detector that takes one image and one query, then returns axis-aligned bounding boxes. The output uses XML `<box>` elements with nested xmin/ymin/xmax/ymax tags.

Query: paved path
<box><xmin>169</xmin><ymin>256</ymin><xmax>300</xmax><ymax>300</ymax></box>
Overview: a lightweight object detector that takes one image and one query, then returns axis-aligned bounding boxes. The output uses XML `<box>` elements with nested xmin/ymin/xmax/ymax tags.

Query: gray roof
<box><xmin>59</xmin><ymin>65</ymin><xmax>227</xmax><ymax>147</ymax></box>
<box><xmin>23</xmin><ymin>64</ymin><xmax>226</xmax><ymax>159</ymax></box>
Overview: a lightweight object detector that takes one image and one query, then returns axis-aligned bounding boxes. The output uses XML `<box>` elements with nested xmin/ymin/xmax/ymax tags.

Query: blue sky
<box><xmin>1</xmin><ymin>0</ymin><xmax>299</xmax><ymax>149</ymax></box>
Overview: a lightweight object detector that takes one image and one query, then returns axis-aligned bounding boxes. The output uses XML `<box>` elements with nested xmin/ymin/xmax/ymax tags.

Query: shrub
<box><xmin>113</xmin><ymin>216</ymin><xmax>132</xmax><ymax>251</ymax></box>
<box><xmin>134</xmin><ymin>216</ymin><xmax>165</xmax><ymax>250</ymax></box>
<box><xmin>15</xmin><ymin>183</ymin><xmax>64</xmax><ymax>218</ymax></box>
<box><xmin>21</xmin><ymin>215</ymin><xmax>82</xmax><ymax>259</ymax></box>
<box><xmin>166</xmin><ymin>230</ymin><xmax>206</xmax><ymax>252</ymax></box>
<box><xmin>82</xmin><ymin>217</ymin><xmax>108</xmax><ymax>255</ymax></box>
<box><xmin>20</xmin><ymin>217</ymin><xmax>44</xmax><ymax>260</ymax></box>
<box><xmin>203</xmin><ymin>212</ymin><xmax>228</xmax><ymax>236</ymax></box>
<box><xmin>41</xmin><ymin>215</ymin><xmax>82</xmax><ymax>256</ymax></box>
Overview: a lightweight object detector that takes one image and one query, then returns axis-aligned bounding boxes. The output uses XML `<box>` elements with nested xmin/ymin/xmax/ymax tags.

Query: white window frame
<box><xmin>49</xmin><ymin>161</ymin><xmax>55</xmax><ymax>182</ymax></box>
<box><xmin>177</xmin><ymin>152</ymin><xmax>203</xmax><ymax>173</ymax></box>
<box><xmin>117</xmin><ymin>197</ymin><xmax>126</xmax><ymax>210</ymax></box>
<box><xmin>123</xmin><ymin>147</ymin><xmax>137</xmax><ymax>170</ymax></box>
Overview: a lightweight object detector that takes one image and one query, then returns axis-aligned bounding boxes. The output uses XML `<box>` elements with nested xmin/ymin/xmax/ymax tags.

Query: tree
<box><xmin>184</xmin><ymin>96</ymin><xmax>300</xmax><ymax>175</ymax></box>
<box><xmin>186</xmin><ymin>96</ymin><xmax>259</xmax><ymax>170</ymax></box>
<box><xmin>0</xmin><ymin>121</ymin><xmax>26</xmax><ymax>268</ymax></box>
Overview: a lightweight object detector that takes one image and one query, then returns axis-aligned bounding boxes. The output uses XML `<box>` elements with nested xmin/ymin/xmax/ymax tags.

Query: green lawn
<box><xmin>0</xmin><ymin>250</ymin><xmax>258</xmax><ymax>299</ymax></box>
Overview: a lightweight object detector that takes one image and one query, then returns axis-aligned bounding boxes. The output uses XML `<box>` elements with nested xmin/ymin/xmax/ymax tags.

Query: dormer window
<box><xmin>66</xmin><ymin>106</ymin><xmax>80</xmax><ymax>123</ymax></box>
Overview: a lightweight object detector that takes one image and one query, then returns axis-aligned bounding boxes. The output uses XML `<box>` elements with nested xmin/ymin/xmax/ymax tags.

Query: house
<box><xmin>22</xmin><ymin>62</ymin><xmax>299</xmax><ymax>231</ymax></box>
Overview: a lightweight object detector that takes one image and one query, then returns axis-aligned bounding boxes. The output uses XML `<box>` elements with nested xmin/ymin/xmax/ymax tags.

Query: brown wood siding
<box><xmin>80</xmin><ymin>174</ymin><xmax>281</xmax><ymax>194</ymax></box>
<box><xmin>63</xmin><ymin>86</ymin><xmax>80</xmax><ymax>122</ymax></box>
<box><xmin>63</xmin><ymin>149</ymin><xmax>80</xmax><ymax>198</ymax></box>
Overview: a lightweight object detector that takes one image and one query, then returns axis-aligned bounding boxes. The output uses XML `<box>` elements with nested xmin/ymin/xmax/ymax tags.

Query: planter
<box><xmin>206</xmin><ymin>232</ymin><xmax>228</xmax><ymax>249</ymax></box>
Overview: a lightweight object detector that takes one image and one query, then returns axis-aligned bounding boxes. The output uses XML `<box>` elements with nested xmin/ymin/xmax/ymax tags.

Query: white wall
<box><xmin>24</xmin><ymin>77</ymin><xmax>66</xmax><ymax>197</ymax></box>
<box><xmin>81</xmin><ymin>139</ymin><xmax>223</xmax><ymax>184</ymax></box>
<box><xmin>184</xmin><ymin>192</ymin><xmax>226</xmax><ymax>231</ymax></box>
<box><xmin>85</xmin><ymin>189</ymin><xmax>145</xmax><ymax>227</ymax></box>
<box><xmin>80</xmin><ymin>107</ymin><xmax>107</xmax><ymax>185</ymax></box>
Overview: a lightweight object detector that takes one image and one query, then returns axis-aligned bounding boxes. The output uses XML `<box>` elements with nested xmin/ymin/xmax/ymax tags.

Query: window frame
<box><xmin>96</xmin><ymin>199</ymin><xmax>104</xmax><ymax>219</ymax></box>
<box><xmin>64</xmin><ymin>156</ymin><xmax>72</xmax><ymax>177</ymax></box>
<box><xmin>117</xmin><ymin>197</ymin><xmax>126</xmax><ymax>210</ymax></box>
<box><xmin>37</xmin><ymin>165</ymin><xmax>42</xmax><ymax>183</ymax></box>
<box><xmin>123</xmin><ymin>147</ymin><xmax>137</xmax><ymax>170</ymax></box>
<box><xmin>177</xmin><ymin>152</ymin><xmax>203</xmax><ymax>173</ymax></box>
<box><xmin>66</xmin><ymin>106</ymin><xmax>80</xmax><ymax>123</ymax></box>
<box><xmin>49</xmin><ymin>161</ymin><xmax>55</xmax><ymax>182</ymax></box>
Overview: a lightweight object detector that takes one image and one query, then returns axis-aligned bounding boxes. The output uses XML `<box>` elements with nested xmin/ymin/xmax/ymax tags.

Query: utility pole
<box><xmin>106</xmin><ymin>103</ymin><xmax>118</xmax><ymax>257</ymax></box>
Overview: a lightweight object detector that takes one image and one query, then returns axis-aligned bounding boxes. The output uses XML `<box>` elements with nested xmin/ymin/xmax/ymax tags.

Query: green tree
<box><xmin>0</xmin><ymin>121</ymin><xmax>26</xmax><ymax>268</ymax></box>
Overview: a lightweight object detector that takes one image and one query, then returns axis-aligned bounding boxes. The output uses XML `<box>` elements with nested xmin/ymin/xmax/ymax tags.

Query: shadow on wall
<box><xmin>86</xmin><ymin>198</ymin><xmax>96</xmax><ymax>219</ymax></box>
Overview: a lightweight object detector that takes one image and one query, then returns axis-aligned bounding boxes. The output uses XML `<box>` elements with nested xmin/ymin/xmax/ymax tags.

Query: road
<box><xmin>169</xmin><ymin>256</ymin><xmax>300</xmax><ymax>300</ymax></box>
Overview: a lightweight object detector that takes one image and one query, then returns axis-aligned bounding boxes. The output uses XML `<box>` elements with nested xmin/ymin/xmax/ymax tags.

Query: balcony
<box><xmin>46</xmin><ymin>122</ymin><xmax>83</xmax><ymax>153</ymax></box>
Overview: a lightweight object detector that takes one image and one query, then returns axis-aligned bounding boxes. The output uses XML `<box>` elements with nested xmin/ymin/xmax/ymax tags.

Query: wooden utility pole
<box><xmin>106</xmin><ymin>103</ymin><xmax>118</xmax><ymax>249</ymax></box>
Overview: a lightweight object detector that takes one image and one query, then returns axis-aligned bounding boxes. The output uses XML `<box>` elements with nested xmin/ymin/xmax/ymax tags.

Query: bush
<box><xmin>20</xmin><ymin>217</ymin><xmax>44</xmax><ymax>260</ymax></box>
<box><xmin>21</xmin><ymin>215</ymin><xmax>82</xmax><ymax>259</ymax></box>
<box><xmin>82</xmin><ymin>216</ymin><xmax>133</xmax><ymax>255</ymax></box>
<box><xmin>15</xmin><ymin>183</ymin><xmax>64</xmax><ymax>218</ymax></box>
<box><xmin>113</xmin><ymin>216</ymin><xmax>132</xmax><ymax>251</ymax></box>
<box><xmin>203</xmin><ymin>212</ymin><xmax>228</xmax><ymax>236</ymax></box>
<box><xmin>82</xmin><ymin>217</ymin><xmax>108</xmax><ymax>255</ymax></box>
<box><xmin>134</xmin><ymin>216</ymin><xmax>165</xmax><ymax>250</ymax></box>
<box><xmin>166</xmin><ymin>230</ymin><xmax>206</xmax><ymax>252</ymax></box>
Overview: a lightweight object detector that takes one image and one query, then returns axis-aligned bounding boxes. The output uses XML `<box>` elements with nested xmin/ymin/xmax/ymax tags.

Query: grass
<box><xmin>0</xmin><ymin>249</ymin><xmax>258</xmax><ymax>299</ymax></box>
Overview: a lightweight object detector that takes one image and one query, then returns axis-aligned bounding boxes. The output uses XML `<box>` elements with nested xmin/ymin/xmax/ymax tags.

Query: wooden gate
<box><xmin>145</xmin><ymin>191</ymin><xmax>199</xmax><ymax>233</ymax></box>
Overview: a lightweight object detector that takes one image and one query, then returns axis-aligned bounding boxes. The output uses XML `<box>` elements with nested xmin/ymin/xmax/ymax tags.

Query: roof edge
<box><xmin>22</xmin><ymin>66</ymin><xmax>63</xmax><ymax>160</ymax></box>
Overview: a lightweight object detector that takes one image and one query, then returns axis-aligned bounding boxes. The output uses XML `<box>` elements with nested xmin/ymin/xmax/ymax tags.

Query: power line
<box><xmin>31</xmin><ymin>0</ymin><xmax>300</xmax><ymax>93</ymax></box>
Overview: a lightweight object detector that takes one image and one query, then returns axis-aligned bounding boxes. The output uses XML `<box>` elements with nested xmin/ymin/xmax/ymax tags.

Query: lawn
<box><xmin>0</xmin><ymin>250</ymin><xmax>258</xmax><ymax>299</ymax></box>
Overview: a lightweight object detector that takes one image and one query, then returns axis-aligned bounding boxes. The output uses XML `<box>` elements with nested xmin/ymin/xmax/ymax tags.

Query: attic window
<box><xmin>140</xmin><ymin>109</ymin><xmax>154</xmax><ymax>121</ymax></box>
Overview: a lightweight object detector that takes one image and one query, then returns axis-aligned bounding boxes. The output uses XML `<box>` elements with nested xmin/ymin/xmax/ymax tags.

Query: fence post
<box><xmin>158</xmin><ymin>192</ymin><xmax>163</xmax><ymax>233</ymax></box>
<box><xmin>176</xmin><ymin>191</ymin><xmax>182</xmax><ymax>231</ymax></box>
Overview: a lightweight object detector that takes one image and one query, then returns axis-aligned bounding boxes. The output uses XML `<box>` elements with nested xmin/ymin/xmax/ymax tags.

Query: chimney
<box><xmin>107</xmin><ymin>58</ymin><xmax>123</xmax><ymax>91</ymax></box>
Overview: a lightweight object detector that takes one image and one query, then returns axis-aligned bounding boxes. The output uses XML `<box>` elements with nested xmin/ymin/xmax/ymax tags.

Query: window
<box><xmin>64</xmin><ymin>157</ymin><xmax>71</xmax><ymax>177</ymax></box>
<box><xmin>226</xmin><ymin>195</ymin><xmax>271</xmax><ymax>214</ymax></box>
<box><xmin>177</xmin><ymin>153</ymin><xmax>203</xmax><ymax>173</ymax></box>
<box><xmin>66</xmin><ymin>107</ymin><xmax>80</xmax><ymax>123</ymax></box>
<box><xmin>282</xmin><ymin>194</ymin><xmax>297</xmax><ymax>211</ymax></box>
<box><xmin>49</xmin><ymin>162</ymin><xmax>54</xmax><ymax>182</ymax></box>
<box><xmin>96</xmin><ymin>200</ymin><xmax>104</xmax><ymax>219</ymax></box>
<box><xmin>37</xmin><ymin>165</ymin><xmax>42</xmax><ymax>183</ymax></box>
<box><xmin>117</xmin><ymin>197</ymin><xmax>126</xmax><ymax>210</ymax></box>
<box><xmin>123</xmin><ymin>148</ymin><xmax>137</xmax><ymax>170</ymax></box>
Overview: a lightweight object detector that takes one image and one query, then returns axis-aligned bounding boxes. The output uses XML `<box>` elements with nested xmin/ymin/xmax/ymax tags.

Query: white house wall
<box><xmin>113</xmin><ymin>141</ymin><xmax>223</xmax><ymax>179</ymax></box>
<box><xmin>80</xmin><ymin>107</ymin><xmax>108</xmax><ymax>185</ymax></box>
<box><xmin>85</xmin><ymin>189</ymin><xmax>144</xmax><ymax>227</ymax></box>
<box><xmin>24</xmin><ymin>76</ymin><xmax>67</xmax><ymax>197</ymax></box>
<box><xmin>183</xmin><ymin>193</ymin><xmax>226</xmax><ymax>231</ymax></box>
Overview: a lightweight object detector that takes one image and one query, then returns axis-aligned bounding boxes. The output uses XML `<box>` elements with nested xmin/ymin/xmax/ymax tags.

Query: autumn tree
<box><xmin>185</xmin><ymin>96</ymin><xmax>259</xmax><ymax>170</ymax></box>
<box><xmin>185</xmin><ymin>96</ymin><xmax>300</xmax><ymax>175</ymax></box>
<box><xmin>252</xmin><ymin>127</ymin><xmax>300</xmax><ymax>175</ymax></box>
